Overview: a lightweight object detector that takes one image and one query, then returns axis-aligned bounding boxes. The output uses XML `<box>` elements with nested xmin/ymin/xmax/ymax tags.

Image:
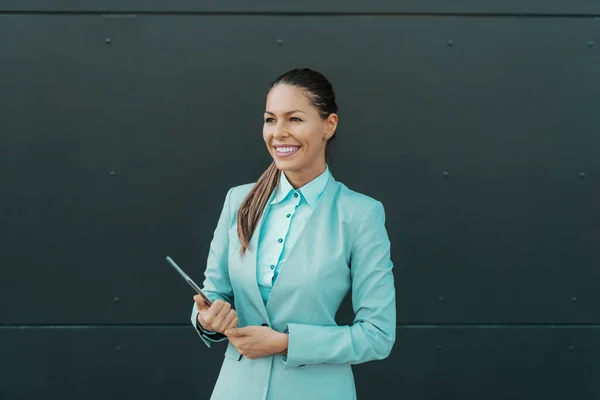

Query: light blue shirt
<box><xmin>256</xmin><ymin>165</ymin><xmax>331</xmax><ymax>303</ymax></box>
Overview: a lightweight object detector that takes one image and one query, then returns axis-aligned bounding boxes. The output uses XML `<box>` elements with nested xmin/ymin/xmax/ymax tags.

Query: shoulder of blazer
<box><xmin>336</xmin><ymin>181</ymin><xmax>383</xmax><ymax>219</ymax></box>
<box><xmin>334</xmin><ymin>183</ymin><xmax>387</xmax><ymax>253</ymax></box>
<box><xmin>227</xmin><ymin>182</ymin><xmax>256</xmax><ymax>217</ymax></box>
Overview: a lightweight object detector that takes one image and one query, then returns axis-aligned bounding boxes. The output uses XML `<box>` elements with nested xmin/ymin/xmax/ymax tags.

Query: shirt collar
<box><xmin>271</xmin><ymin>165</ymin><xmax>331</xmax><ymax>208</ymax></box>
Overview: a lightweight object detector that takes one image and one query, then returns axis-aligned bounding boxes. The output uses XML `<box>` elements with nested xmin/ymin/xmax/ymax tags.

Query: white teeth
<box><xmin>277</xmin><ymin>147</ymin><xmax>298</xmax><ymax>153</ymax></box>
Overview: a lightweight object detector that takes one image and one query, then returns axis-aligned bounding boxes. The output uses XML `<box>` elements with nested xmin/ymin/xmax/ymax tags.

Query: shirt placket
<box><xmin>270</xmin><ymin>190</ymin><xmax>301</xmax><ymax>285</ymax></box>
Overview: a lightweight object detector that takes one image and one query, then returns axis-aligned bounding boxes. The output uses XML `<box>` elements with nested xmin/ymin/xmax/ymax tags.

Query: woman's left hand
<box><xmin>224</xmin><ymin>326</ymin><xmax>288</xmax><ymax>360</ymax></box>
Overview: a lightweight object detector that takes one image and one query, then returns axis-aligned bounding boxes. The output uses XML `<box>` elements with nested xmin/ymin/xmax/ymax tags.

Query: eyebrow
<box><xmin>264</xmin><ymin>110</ymin><xmax>305</xmax><ymax>116</ymax></box>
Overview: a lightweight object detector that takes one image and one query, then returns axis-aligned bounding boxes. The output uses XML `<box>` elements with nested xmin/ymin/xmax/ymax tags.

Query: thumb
<box><xmin>193</xmin><ymin>295</ymin><xmax>209</xmax><ymax>310</ymax></box>
<box><xmin>225</xmin><ymin>327</ymin><xmax>243</xmax><ymax>337</ymax></box>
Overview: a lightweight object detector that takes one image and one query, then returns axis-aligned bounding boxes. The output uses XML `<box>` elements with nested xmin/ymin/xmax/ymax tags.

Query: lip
<box><xmin>273</xmin><ymin>145</ymin><xmax>301</xmax><ymax>157</ymax></box>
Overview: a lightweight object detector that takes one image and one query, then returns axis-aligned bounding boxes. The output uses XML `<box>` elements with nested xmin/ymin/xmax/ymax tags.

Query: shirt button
<box><xmin>286</xmin><ymin>213</ymin><xmax>291</xmax><ymax>218</ymax></box>
<box><xmin>277</xmin><ymin>238</ymin><xmax>283</xmax><ymax>243</ymax></box>
<box><xmin>294</xmin><ymin>193</ymin><xmax>298</xmax><ymax>198</ymax></box>
<box><xmin>270</xmin><ymin>265</ymin><xmax>275</xmax><ymax>270</ymax></box>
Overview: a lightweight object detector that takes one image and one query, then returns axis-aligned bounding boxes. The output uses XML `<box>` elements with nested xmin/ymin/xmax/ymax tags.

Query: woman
<box><xmin>190</xmin><ymin>68</ymin><xmax>396</xmax><ymax>400</ymax></box>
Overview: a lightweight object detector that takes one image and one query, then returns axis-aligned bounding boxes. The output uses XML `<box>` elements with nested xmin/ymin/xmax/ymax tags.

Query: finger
<box><xmin>204</xmin><ymin>300</ymin><xmax>226</xmax><ymax>326</ymax></box>
<box><xmin>209</xmin><ymin>299</ymin><xmax>226</xmax><ymax>311</ymax></box>
<box><xmin>227</xmin><ymin>314</ymin><xmax>239</xmax><ymax>330</ymax></box>
<box><xmin>222</xmin><ymin>310</ymin><xmax>238</xmax><ymax>330</ymax></box>
<box><xmin>225</xmin><ymin>327</ymin><xmax>243</xmax><ymax>337</ymax></box>
<box><xmin>196</xmin><ymin>313</ymin><xmax>211</xmax><ymax>331</ymax></box>
<box><xmin>211</xmin><ymin>302</ymin><xmax>232</xmax><ymax>331</ymax></box>
<box><xmin>204</xmin><ymin>299</ymin><xmax>226</xmax><ymax>320</ymax></box>
<box><xmin>195</xmin><ymin>294</ymin><xmax>215</xmax><ymax>310</ymax></box>
<box><xmin>215</xmin><ymin>303</ymin><xmax>232</xmax><ymax>332</ymax></box>
<box><xmin>194</xmin><ymin>295</ymin><xmax>210</xmax><ymax>310</ymax></box>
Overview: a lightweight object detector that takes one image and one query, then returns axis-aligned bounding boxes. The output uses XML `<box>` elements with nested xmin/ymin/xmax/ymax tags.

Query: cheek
<box><xmin>296</xmin><ymin>125</ymin><xmax>322</xmax><ymax>146</ymax></box>
<box><xmin>304</xmin><ymin>132</ymin><xmax>324</xmax><ymax>151</ymax></box>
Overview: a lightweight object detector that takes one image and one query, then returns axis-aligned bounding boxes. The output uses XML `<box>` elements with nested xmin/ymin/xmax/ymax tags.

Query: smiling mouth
<box><xmin>274</xmin><ymin>146</ymin><xmax>300</xmax><ymax>157</ymax></box>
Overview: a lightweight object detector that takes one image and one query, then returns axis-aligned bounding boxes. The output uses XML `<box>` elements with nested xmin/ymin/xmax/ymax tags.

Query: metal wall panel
<box><xmin>1</xmin><ymin>0</ymin><xmax>599</xmax><ymax>15</ymax></box>
<box><xmin>1</xmin><ymin>5</ymin><xmax>599</xmax><ymax>400</ymax></box>
<box><xmin>1</xmin><ymin>15</ymin><xmax>598</xmax><ymax>326</ymax></box>
<box><xmin>0</xmin><ymin>327</ymin><xmax>224</xmax><ymax>399</ymax></box>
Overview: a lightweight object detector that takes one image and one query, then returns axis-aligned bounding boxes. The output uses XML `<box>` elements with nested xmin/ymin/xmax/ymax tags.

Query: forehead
<box><xmin>265</xmin><ymin>84</ymin><xmax>313</xmax><ymax>113</ymax></box>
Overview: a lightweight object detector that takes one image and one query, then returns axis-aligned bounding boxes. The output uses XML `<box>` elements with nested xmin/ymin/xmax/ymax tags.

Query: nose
<box><xmin>273</xmin><ymin>122</ymin><xmax>288</xmax><ymax>138</ymax></box>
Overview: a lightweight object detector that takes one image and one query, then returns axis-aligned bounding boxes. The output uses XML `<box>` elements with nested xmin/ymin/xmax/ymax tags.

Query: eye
<box><xmin>265</xmin><ymin>117</ymin><xmax>275</xmax><ymax>123</ymax></box>
<box><xmin>290</xmin><ymin>117</ymin><xmax>302</xmax><ymax>122</ymax></box>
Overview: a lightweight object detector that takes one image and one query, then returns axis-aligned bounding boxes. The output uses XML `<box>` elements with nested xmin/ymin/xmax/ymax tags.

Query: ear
<box><xmin>324</xmin><ymin>113</ymin><xmax>338</xmax><ymax>139</ymax></box>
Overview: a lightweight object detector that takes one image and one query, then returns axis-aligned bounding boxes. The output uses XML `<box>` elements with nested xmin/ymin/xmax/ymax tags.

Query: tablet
<box><xmin>165</xmin><ymin>256</ymin><xmax>213</xmax><ymax>306</ymax></box>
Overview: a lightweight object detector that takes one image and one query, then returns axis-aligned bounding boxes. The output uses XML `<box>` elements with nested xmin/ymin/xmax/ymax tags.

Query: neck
<box><xmin>284</xmin><ymin>162</ymin><xmax>327</xmax><ymax>189</ymax></box>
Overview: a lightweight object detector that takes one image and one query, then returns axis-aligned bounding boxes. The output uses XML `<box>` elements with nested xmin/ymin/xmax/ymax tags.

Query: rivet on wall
<box><xmin>436</xmin><ymin>344</ymin><xmax>443</xmax><ymax>349</ymax></box>
<box><xmin>442</xmin><ymin>171</ymin><xmax>449</xmax><ymax>177</ymax></box>
<box><xmin>114</xmin><ymin>296</ymin><xmax>120</xmax><ymax>303</ymax></box>
<box><xmin>115</xmin><ymin>345</ymin><xmax>122</xmax><ymax>352</ymax></box>
<box><xmin>588</xmin><ymin>41</ymin><xmax>594</xmax><ymax>48</ymax></box>
<box><xmin>579</xmin><ymin>172</ymin><xmax>586</xmax><ymax>179</ymax></box>
<box><xmin>105</xmin><ymin>38</ymin><xmax>112</xmax><ymax>45</ymax></box>
<box><xmin>568</xmin><ymin>345</ymin><xmax>575</xmax><ymax>351</ymax></box>
<box><xmin>447</xmin><ymin>40</ymin><xmax>454</xmax><ymax>47</ymax></box>
<box><xmin>276</xmin><ymin>38</ymin><xmax>283</xmax><ymax>45</ymax></box>
<box><xmin>110</xmin><ymin>170</ymin><xmax>116</xmax><ymax>176</ymax></box>
<box><xmin>438</xmin><ymin>296</ymin><xmax>445</xmax><ymax>302</ymax></box>
<box><xmin>572</xmin><ymin>296</ymin><xmax>577</xmax><ymax>301</ymax></box>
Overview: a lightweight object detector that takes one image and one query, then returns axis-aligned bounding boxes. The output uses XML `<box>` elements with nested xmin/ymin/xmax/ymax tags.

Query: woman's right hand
<box><xmin>194</xmin><ymin>295</ymin><xmax>238</xmax><ymax>334</ymax></box>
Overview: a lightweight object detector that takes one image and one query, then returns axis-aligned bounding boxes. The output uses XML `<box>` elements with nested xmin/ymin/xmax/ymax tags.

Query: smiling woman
<box><xmin>190</xmin><ymin>68</ymin><xmax>396</xmax><ymax>400</ymax></box>
<box><xmin>262</xmin><ymin>73</ymin><xmax>338</xmax><ymax>187</ymax></box>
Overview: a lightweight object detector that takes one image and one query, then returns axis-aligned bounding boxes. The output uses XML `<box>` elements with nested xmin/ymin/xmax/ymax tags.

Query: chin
<box><xmin>274</xmin><ymin>159</ymin><xmax>301</xmax><ymax>172</ymax></box>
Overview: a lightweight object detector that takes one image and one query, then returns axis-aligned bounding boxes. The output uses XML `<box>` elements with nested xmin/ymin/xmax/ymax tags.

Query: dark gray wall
<box><xmin>1</xmin><ymin>1</ymin><xmax>599</xmax><ymax>399</ymax></box>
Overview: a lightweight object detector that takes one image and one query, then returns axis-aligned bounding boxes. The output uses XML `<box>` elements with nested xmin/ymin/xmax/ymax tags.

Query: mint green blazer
<box><xmin>190</xmin><ymin>175</ymin><xmax>396</xmax><ymax>400</ymax></box>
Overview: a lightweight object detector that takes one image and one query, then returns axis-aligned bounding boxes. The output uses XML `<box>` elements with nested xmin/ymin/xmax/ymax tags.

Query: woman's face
<box><xmin>263</xmin><ymin>84</ymin><xmax>337</xmax><ymax>187</ymax></box>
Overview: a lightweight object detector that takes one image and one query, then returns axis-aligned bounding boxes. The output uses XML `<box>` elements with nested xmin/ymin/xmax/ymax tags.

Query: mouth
<box><xmin>274</xmin><ymin>145</ymin><xmax>301</xmax><ymax>157</ymax></box>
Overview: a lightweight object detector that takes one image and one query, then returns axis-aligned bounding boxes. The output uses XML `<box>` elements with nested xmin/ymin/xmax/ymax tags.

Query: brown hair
<box><xmin>236</xmin><ymin>161</ymin><xmax>280</xmax><ymax>255</ymax></box>
<box><xmin>236</xmin><ymin>68</ymin><xmax>338</xmax><ymax>255</ymax></box>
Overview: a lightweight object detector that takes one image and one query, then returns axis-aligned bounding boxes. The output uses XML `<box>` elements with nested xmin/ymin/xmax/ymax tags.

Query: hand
<box><xmin>224</xmin><ymin>326</ymin><xmax>288</xmax><ymax>360</ymax></box>
<box><xmin>194</xmin><ymin>295</ymin><xmax>238</xmax><ymax>334</ymax></box>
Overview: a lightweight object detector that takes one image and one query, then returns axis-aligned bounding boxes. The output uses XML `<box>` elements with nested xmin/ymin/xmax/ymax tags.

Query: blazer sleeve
<box><xmin>190</xmin><ymin>187</ymin><xmax>235</xmax><ymax>347</ymax></box>
<box><xmin>281</xmin><ymin>200</ymin><xmax>396</xmax><ymax>368</ymax></box>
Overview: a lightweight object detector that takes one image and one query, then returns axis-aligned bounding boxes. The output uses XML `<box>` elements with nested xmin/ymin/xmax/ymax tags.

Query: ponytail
<box><xmin>236</xmin><ymin>161</ymin><xmax>280</xmax><ymax>255</ymax></box>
